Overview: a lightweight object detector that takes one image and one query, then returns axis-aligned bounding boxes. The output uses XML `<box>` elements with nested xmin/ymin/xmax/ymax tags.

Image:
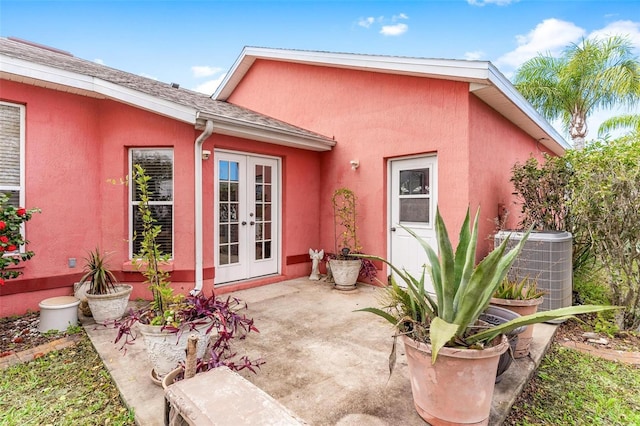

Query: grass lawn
<box><xmin>1</xmin><ymin>312</ymin><xmax>638</xmax><ymax>425</ymax></box>
<box><xmin>506</xmin><ymin>343</ymin><xmax>640</xmax><ymax>425</ymax></box>
<box><xmin>0</xmin><ymin>331</ymin><xmax>135</xmax><ymax>426</ymax></box>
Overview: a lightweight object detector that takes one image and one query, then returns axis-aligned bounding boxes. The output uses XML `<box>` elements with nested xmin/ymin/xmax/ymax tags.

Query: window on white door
<box><xmin>130</xmin><ymin>148</ymin><xmax>174</xmax><ymax>258</ymax></box>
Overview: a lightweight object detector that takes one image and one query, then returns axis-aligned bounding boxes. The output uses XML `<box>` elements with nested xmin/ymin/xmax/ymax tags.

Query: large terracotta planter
<box><xmin>138</xmin><ymin>321</ymin><xmax>213</xmax><ymax>379</ymax></box>
<box><xmin>85</xmin><ymin>284</ymin><xmax>133</xmax><ymax>324</ymax></box>
<box><xmin>490</xmin><ymin>297</ymin><xmax>543</xmax><ymax>358</ymax></box>
<box><xmin>480</xmin><ymin>305</ymin><xmax>525</xmax><ymax>383</ymax></box>
<box><xmin>329</xmin><ymin>259</ymin><xmax>361</xmax><ymax>290</ymax></box>
<box><xmin>401</xmin><ymin>334</ymin><xmax>509</xmax><ymax>426</ymax></box>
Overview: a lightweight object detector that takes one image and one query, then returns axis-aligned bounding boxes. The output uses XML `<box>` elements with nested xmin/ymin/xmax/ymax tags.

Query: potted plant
<box><xmin>357</xmin><ymin>207</ymin><xmax>616</xmax><ymax>425</ymax></box>
<box><xmin>114</xmin><ymin>165</ymin><xmax>261</xmax><ymax>382</ymax></box>
<box><xmin>81</xmin><ymin>247</ymin><xmax>133</xmax><ymax>324</ymax></box>
<box><xmin>490</xmin><ymin>276</ymin><xmax>545</xmax><ymax>358</ymax></box>
<box><xmin>327</xmin><ymin>188</ymin><xmax>376</xmax><ymax>290</ymax></box>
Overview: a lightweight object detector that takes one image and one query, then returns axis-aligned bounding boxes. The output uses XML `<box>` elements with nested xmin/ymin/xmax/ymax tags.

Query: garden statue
<box><xmin>308</xmin><ymin>249</ymin><xmax>324</xmax><ymax>280</ymax></box>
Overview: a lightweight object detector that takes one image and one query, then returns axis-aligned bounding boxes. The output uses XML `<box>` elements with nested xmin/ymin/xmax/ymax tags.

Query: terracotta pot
<box><xmin>401</xmin><ymin>334</ymin><xmax>509</xmax><ymax>426</ymax></box>
<box><xmin>162</xmin><ymin>366</ymin><xmax>184</xmax><ymax>390</ymax></box>
<box><xmin>138</xmin><ymin>321</ymin><xmax>213</xmax><ymax>380</ymax></box>
<box><xmin>85</xmin><ymin>284</ymin><xmax>133</xmax><ymax>324</ymax></box>
<box><xmin>329</xmin><ymin>259</ymin><xmax>361</xmax><ymax>290</ymax></box>
<box><xmin>490</xmin><ymin>297</ymin><xmax>543</xmax><ymax>358</ymax></box>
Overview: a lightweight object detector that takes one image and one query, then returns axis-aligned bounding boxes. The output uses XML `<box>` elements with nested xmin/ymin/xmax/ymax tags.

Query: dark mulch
<box><xmin>0</xmin><ymin>311</ymin><xmax>74</xmax><ymax>356</ymax></box>
<box><xmin>554</xmin><ymin>313</ymin><xmax>640</xmax><ymax>352</ymax></box>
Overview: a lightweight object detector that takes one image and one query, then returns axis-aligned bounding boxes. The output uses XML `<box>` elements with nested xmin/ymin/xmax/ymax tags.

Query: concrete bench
<box><xmin>164</xmin><ymin>366</ymin><xmax>305</xmax><ymax>426</ymax></box>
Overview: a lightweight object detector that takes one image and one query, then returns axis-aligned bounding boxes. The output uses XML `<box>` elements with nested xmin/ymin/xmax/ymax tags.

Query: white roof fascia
<box><xmin>198</xmin><ymin>113</ymin><xmax>335</xmax><ymax>152</ymax></box>
<box><xmin>215</xmin><ymin>47</ymin><xmax>569</xmax><ymax>154</ymax></box>
<box><xmin>214</xmin><ymin>47</ymin><xmax>491</xmax><ymax>100</ymax></box>
<box><xmin>0</xmin><ymin>55</ymin><xmax>198</xmax><ymax>124</ymax></box>
<box><xmin>486</xmin><ymin>63</ymin><xmax>570</xmax><ymax>152</ymax></box>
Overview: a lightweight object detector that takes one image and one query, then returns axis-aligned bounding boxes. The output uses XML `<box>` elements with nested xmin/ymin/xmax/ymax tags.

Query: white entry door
<box><xmin>389</xmin><ymin>156</ymin><xmax>438</xmax><ymax>294</ymax></box>
<box><xmin>214</xmin><ymin>152</ymin><xmax>279</xmax><ymax>284</ymax></box>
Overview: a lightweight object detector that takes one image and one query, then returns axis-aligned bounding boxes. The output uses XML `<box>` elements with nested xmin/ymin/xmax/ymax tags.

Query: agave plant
<box><xmin>493</xmin><ymin>276</ymin><xmax>546</xmax><ymax>300</ymax></box>
<box><xmin>358</xmin><ymin>207</ymin><xmax>616</xmax><ymax>363</ymax></box>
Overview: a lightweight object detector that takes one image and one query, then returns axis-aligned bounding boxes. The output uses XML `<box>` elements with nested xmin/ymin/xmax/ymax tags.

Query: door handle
<box><xmin>250</xmin><ymin>221</ymin><xmax>255</xmax><ymax>226</ymax></box>
<box><xmin>242</xmin><ymin>221</ymin><xmax>247</xmax><ymax>225</ymax></box>
<box><xmin>391</xmin><ymin>227</ymin><xmax>396</xmax><ymax>232</ymax></box>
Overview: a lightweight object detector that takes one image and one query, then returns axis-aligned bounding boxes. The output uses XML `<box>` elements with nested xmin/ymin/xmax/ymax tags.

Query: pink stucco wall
<box><xmin>226</xmin><ymin>59</ymin><xmax>546</xmax><ymax>270</ymax></box>
<box><xmin>228</xmin><ymin>60</ymin><xmax>475</xmax><ymax>266</ymax></box>
<box><xmin>0</xmin><ymin>79</ymin><xmax>323</xmax><ymax>315</ymax></box>
<box><xmin>467</xmin><ymin>95</ymin><xmax>551</xmax><ymax>255</ymax></box>
<box><xmin>0</xmin><ymin>57</ymin><xmax>556</xmax><ymax>316</ymax></box>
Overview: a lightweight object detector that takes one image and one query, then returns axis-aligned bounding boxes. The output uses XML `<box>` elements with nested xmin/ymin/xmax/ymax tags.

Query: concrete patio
<box><xmin>83</xmin><ymin>278</ymin><xmax>557</xmax><ymax>425</ymax></box>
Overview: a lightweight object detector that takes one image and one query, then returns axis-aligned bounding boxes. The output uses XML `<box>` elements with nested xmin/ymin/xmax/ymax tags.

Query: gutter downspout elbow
<box><xmin>192</xmin><ymin>119</ymin><xmax>214</xmax><ymax>296</ymax></box>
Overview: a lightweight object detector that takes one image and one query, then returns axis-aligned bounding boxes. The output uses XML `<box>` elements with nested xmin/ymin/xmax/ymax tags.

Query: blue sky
<box><xmin>2</xmin><ymin>0</ymin><xmax>639</xmax><ymax>139</ymax></box>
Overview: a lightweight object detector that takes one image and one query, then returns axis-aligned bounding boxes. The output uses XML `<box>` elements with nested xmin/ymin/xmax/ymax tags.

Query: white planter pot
<box><xmin>329</xmin><ymin>259</ymin><xmax>362</xmax><ymax>290</ymax></box>
<box><xmin>38</xmin><ymin>296</ymin><xmax>81</xmax><ymax>332</ymax></box>
<box><xmin>85</xmin><ymin>284</ymin><xmax>133</xmax><ymax>324</ymax></box>
<box><xmin>138</xmin><ymin>321</ymin><xmax>213</xmax><ymax>379</ymax></box>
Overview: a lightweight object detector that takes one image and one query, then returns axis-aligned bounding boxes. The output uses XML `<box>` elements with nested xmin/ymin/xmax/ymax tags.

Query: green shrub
<box><xmin>567</xmin><ymin>136</ymin><xmax>640</xmax><ymax>330</ymax></box>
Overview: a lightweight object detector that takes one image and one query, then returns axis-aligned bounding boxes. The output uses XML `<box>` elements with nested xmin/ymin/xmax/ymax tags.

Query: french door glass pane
<box><xmin>218</xmin><ymin>160</ymin><xmax>240</xmax><ymax>265</ymax></box>
<box><xmin>254</xmin><ymin>163</ymin><xmax>272</xmax><ymax>261</ymax></box>
<box><xmin>219</xmin><ymin>224</ymin><xmax>228</xmax><ymax>244</ymax></box>
<box><xmin>219</xmin><ymin>245</ymin><xmax>229</xmax><ymax>265</ymax></box>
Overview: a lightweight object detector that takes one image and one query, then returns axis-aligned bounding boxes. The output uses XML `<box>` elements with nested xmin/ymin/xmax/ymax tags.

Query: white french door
<box><xmin>214</xmin><ymin>152</ymin><xmax>279</xmax><ymax>284</ymax></box>
<box><xmin>389</xmin><ymin>156</ymin><xmax>438</xmax><ymax>294</ymax></box>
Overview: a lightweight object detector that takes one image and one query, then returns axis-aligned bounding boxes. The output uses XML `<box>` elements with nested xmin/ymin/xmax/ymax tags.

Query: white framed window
<box><xmin>129</xmin><ymin>148</ymin><xmax>174</xmax><ymax>258</ymax></box>
<box><xmin>0</xmin><ymin>101</ymin><xmax>25</xmax><ymax>209</ymax></box>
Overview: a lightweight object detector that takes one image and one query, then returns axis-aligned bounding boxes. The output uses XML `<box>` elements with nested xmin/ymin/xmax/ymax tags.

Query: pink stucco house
<box><xmin>0</xmin><ymin>38</ymin><xmax>568</xmax><ymax>316</ymax></box>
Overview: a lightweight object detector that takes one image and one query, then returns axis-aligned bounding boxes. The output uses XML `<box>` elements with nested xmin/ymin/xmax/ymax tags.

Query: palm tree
<box><xmin>514</xmin><ymin>36</ymin><xmax>640</xmax><ymax>149</ymax></box>
<box><xmin>598</xmin><ymin>114</ymin><xmax>640</xmax><ymax>139</ymax></box>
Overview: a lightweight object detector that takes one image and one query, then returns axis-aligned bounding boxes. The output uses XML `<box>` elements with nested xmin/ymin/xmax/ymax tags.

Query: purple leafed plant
<box><xmin>113</xmin><ymin>292</ymin><xmax>263</xmax><ymax>375</ymax></box>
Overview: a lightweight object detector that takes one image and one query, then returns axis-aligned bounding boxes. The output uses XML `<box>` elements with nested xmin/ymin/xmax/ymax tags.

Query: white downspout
<box><xmin>191</xmin><ymin>119</ymin><xmax>214</xmax><ymax>295</ymax></box>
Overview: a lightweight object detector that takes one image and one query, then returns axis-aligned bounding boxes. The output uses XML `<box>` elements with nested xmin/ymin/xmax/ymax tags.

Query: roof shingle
<box><xmin>0</xmin><ymin>37</ymin><xmax>332</xmax><ymax>142</ymax></box>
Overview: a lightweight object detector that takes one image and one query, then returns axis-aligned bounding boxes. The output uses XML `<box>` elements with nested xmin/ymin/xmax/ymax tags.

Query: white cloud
<box><xmin>191</xmin><ymin>65</ymin><xmax>223</xmax><ymax>78</ymax></box>
<box><xmin>496</xmin><ymin>18</ymin><xmax>585</xmax><ymax>69</ymax></box>
<box><xmin>194</xmin><ymin>73</ymin><xmax>226</xmax><ymax>95</ymax></box>
<box><xmin>467</xmin><ymin>0</ymin><xmax>518</xmax><ymax>6</ymax></box>
<box><xmin>464</xmin><ymin>50</ymin><xmax>484</xmax><ymax>60</ymax></box>
<box><xmin>380</xmin><ymin>23</ymin><xmax>408</xmax><ymax>36</ymax></box>
<box><xmin>357</xmin><ymin>14</ymin><xmax>408</xmax><ymax>35</ymax></box>
<box><xmin>94</xmin><ymin>58</ymin><xmax>104</xmax><ymax>65</ymax></box>
<box><xmin>588</xmin><ymin>20</ymin><xmax>640</xmax><ymax>49</ymax></box>
<box><xmin>358</xmin><ymin>17</ymin><xmax>376</xmax><ymax>28</ymax></box>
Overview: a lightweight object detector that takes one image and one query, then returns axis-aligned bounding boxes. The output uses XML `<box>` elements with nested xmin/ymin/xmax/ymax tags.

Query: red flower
<box><xmin>17</xmin><ymin>208</ymin><xmax>26</xmax><ymax>216</ymax></box>
<box><xmin>0</xmin><ymin>221</ymin><xmax>5</xmax><ymax>230</ymax></box>
<box><xmin>7</xmin><ymin>245</ymin><xmax>16</xmax><ymax>252</ymax></box>
<box><xmin>0</xmin><ymin>277</ymin><xmax>4</xmax><ymax>286</ymax></box>
<box><xmin>0</xmin><ymin>236</ymin><xmax>8</xmax><ymax>243</ymax></box>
